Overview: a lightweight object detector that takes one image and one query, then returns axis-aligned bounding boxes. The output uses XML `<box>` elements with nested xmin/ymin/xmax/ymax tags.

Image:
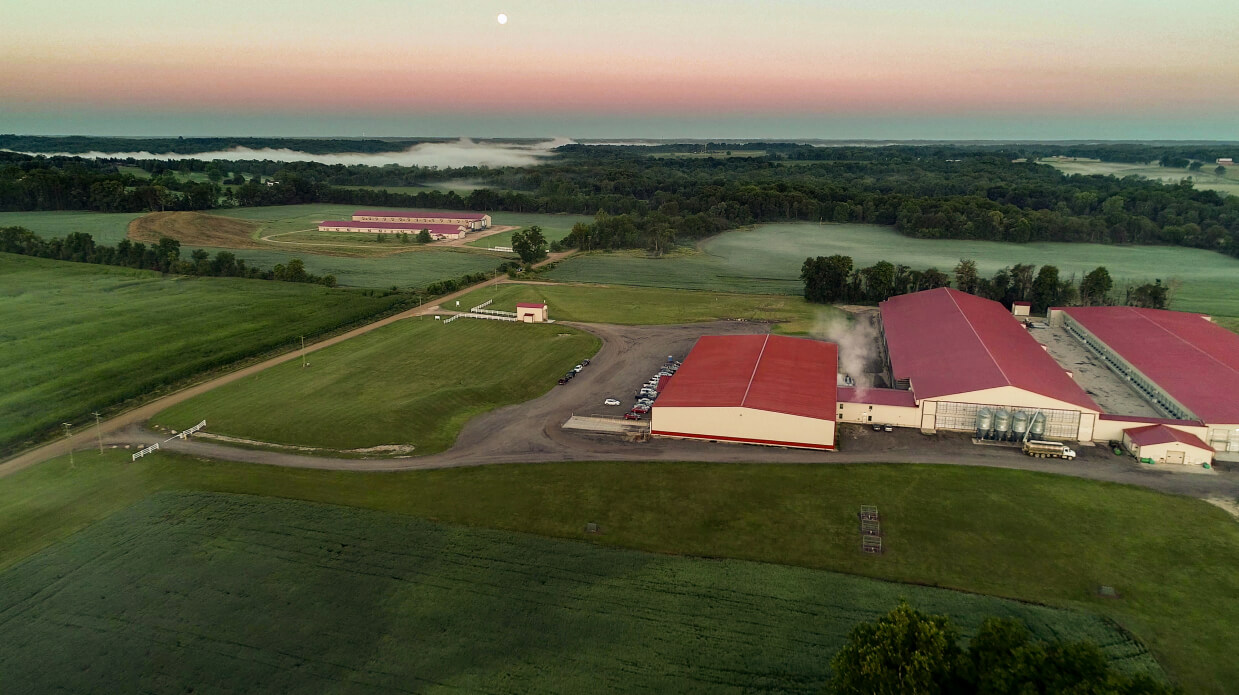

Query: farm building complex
<box><xmin>652</xmin><ymin>288</ymin><xmax>1231</xmax><ymax>466</ymax></box>
<box><xmin>651</xmin><ymin>335</ymin><xmax>838</xmax><ymax>450</ymax></box>
<box><xmin>317</xmin><ymin>210</ymin><xmax>492</xmax><ymax>240</ymax></box>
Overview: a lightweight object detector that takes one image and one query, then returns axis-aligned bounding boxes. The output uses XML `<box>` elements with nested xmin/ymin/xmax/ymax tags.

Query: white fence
<box><xmin>473</xmin><ymin>308</ymin><xmax>518</xmax><ymax>317</ymax></box>
<box><xmin>133</xmin><ymin>418</ymin><xmax>208</xmax><ymax>461</ymax></box>
<box><xmin>470</xmin><ymin>299</ymin><xmax>494</xmax><ymax>312</ymax></box>
<box><xmin>444</xmin><ymin>312</ymin><xmax>519</xmax><ymax>324</ymax></box>
<box><xmin>132</xmin><ymin>442</ymin><xmax>160</xmax><ymax>461</ymax></box>
<box><xmin>487</xmin><ymin>246</ymin><xmax>514</xmax><ymax>253</ymax></box>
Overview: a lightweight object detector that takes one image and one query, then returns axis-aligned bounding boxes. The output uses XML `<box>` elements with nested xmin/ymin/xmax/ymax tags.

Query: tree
<box><xmin>417</xmin><ymin>229</ymin><xmax>432</xmax><ymax>244</ymax></box>
<box><xmin>954</xmin><ymin>259</ymin><xmax>979</xmax><ymax>295</ymax></box>
<box><xmin>921</xmin><ymin>268</ymin><xmax>950</xmax><ymax>291</ymax></box>
<box><xmin>1129</xmin><ymin>280</ymin><xmax>1168</xmax><ymax>309</ymax></box>
<box><xmin>1217</xmin><ymin>165</ymin><xmax>1228</xmax><ymax>176</ymax></box>
<box><xmin>801</xmin><ymin>254</ymin><xmax>853</xmax><ymax>304</ymax></box>
<box><xmin>1079</xmin><ymin>266</ymin><xmax>1113</xmax><ymax>306</ymax></box>
<box><xmin>830</xmin><ymin>601</ymin><xmax>964</xmax><ymax>695</ymax></box>
<box><xmin>511</xmin><ymin>225</ymin><xmax>548</xmax><ymax>264</ymax></box>
<box><xmin>1031</xmin><ymin>265</ymin><xmax>1061</xmax><ymax>313</ymax></box>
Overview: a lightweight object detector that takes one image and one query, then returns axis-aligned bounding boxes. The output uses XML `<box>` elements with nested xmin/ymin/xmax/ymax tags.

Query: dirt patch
<box><xmin>128</xmin><ymin>212</ymin><xmax>263</xmax><ymax>249</ymax></box>
<box><xmin>194</xmin><ymin>431</ymin><xmax>416</xmax><ymax>458</ymax></box>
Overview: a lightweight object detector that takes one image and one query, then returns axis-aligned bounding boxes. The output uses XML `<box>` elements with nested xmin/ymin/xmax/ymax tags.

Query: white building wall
<box><xmin>837</xmin><ymin>401</ymin><xmax>922</xmax><ymax>427</ymax></box>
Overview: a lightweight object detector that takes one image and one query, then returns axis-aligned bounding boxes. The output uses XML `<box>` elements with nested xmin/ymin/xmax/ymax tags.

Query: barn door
<box><xmin>1165</xmin><ymin>450</ymin><xmax>1185</xmax><ymax>465</ymax></box>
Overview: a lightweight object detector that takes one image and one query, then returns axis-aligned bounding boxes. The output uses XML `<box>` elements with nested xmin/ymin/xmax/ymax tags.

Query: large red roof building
<box><xmin>652</xmin><ymin>335</ymin><xmax>838</xmax><ymax>450</ymax></box>
<box><xmin>1060</xmin><ymin>306</ymin><xmax>1239</xmax><ymax>456</ymax></box>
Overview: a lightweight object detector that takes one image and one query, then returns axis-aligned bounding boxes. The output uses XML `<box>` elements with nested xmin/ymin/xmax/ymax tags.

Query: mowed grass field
<box><xmin>152</xmin><ymin>318</ymin><xmax>599</xmax><ymax>453</ymax></box>
<box><xmin>0</xmin><ymin>253</ymin><xmax>407</xmax><ymax>455</ymax></box>
<box><xmin>1041</xmin><ymin>157</ymin><xmax>1239</xmax><ymax>197</ymax></box>
<box><xmin>454</xmin><ymin>281</ymin><xmax>840</xmax><ymax>332</ymax></box>
<box><xmin>545</xmin><ymin>223</ymin><xmax>1239</xmax><ymax>319</ymax></box>
<box><xmin>6</xmin><ymin>456</ymin><xmax>1238</xmax><ymax>690</ymax></box>
<box><xmin>0</xmin><ymin>490</ymin><xmax>1157</xmax><ymax>694</ymax></box>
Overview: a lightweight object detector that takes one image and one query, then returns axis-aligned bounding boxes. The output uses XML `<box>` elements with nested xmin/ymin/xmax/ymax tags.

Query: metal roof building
<box><xmin>352</xmin><ymin>210</ymin><xmax>491</xmax><ymax>230</ymax></box>
<box><xmin>878</xmin><ymin>288</ymin><xmax>1100</xmax><ymax>441</ymax></box>
<box><xmin>651</xmin><ymin>335</ymin><xmax>838</xmax><ymax>450</ymax></box>
<box><xmin>317</xmin><ymin>221</ymin><xmax>468</xmax><ymax>239</ymax></box>
<box><xmin>1060</xmin><ymin>306</ymin><xmax>1239</xmax><ymax>457</ymax></box>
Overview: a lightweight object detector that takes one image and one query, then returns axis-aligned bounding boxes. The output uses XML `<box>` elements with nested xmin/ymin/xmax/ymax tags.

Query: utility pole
<box><xmin>301</xmin><ymin>335</ymin><xmax>308</xmax><ymax>368</ymax></box>
<box><xmin>62</xmin><ymin>422</ymin><xmax>74</xmax><ymax>467</ymax></box>
<box><xmin>92</xmin><ymin>411</ymin><xmax>103</xmax><ymax>454</ymax></box>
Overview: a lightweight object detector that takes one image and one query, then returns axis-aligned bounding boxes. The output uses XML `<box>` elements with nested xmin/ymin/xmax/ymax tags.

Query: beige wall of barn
<box><xmin>652</xmin><ymin>406</ymin><xmax>835</xmax><ymax>449</ymax></box>
<box><xmin>1122</xmin><ymin>433</ymin><xmax>1214</xmax><ymax>466</ymax></box>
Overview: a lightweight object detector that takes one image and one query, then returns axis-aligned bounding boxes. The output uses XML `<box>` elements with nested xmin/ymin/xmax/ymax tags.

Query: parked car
<box><xmin>883</xmin><ymin>425</ymin><xmax>894</xmax><ymax>432</ymax></box>
<box><xmin>582</xmin><ymin>359</ymin><xmax>590</xmax><ymax>366</ymax></box>
<box><xmin>604</xmin><ymin>398</ymin><xmax>621</xmax><ymax>406</ymax></box>
<box><xmin>631</xmin><ymin>405</ymin><xmax>650</xmax><ymax>414</ymax></box>
<box><xmin>624</xmin><ymin>412</ymin><xmax>642</xmax><ymax>420</ymax></box>
<box><xmin>557</xmin><ymin>378</ymin><xmax>567</xmax><ymax>385</ymax></box>
<box><xmin>573</xmin><ymin>364</ymin><xmax>583</xmax><ymax>373</ymax></box>
<box><xmin>872</xmin><ymin>424</ymin><xmax>882</xmax><ymax>431</ymax></box>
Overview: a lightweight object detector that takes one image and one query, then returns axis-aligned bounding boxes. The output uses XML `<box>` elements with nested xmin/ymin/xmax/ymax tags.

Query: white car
<box><xmin>604</xmin><ymin>398</ymin><xmax>621</xmax><ymax>406</ymax></box>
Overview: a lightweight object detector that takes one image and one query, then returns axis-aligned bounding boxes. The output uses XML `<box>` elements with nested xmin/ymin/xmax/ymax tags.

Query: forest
<box><xmin>2</xmin><ymin>143</ymin><xmax>1236</xmax><ymax>258</ymax></box>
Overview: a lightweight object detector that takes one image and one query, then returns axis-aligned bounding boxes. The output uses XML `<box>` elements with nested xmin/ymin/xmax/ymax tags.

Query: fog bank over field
<box><xmin>3</xmin><ymin>138</ymin><xmax>575</xmax><ymax>167</ymax></box>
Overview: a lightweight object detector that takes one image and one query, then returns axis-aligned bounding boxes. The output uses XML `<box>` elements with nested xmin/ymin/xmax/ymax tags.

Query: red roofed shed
<box><xmin>652</xmin><ymin>335</ymin><xmax>837</xmax><ymax>450</ymax></box>
<box><xmin>1122</xmin><ymin>424</ymin><xmax>1214</xmax><ymax>466</ymax></box>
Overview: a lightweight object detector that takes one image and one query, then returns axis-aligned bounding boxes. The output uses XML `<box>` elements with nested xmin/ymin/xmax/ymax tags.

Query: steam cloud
<box><xmin>814</xmin><ymin>312</ymin><xmax>879</xmax><ymax>397</ymax></box>
<box><xmin>5</xmin><ymin>137</ymin><xmax>576</xmax><ymax>168</ymax></box>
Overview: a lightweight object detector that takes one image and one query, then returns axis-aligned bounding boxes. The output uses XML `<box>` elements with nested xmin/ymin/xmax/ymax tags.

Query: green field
<box><xmin>152</xmin><ymin>318</ymin><xmax>599</xmax><ymax>453</ymax></box>
<box><xmin>0</xmin><ymin>253</ymin><xmax>407</xmax><ymax>455</ymax></box>
<box><xmin>0</xmin><ymin>489</ymin><xmax>1157</xmax><ymax>694</ymax></box>
<box><xmin>0</xmin><ymin>210</ymin><xmax>145</xmax><ymax>245</ymax></box>
<box><xmin>545</xmin><ymin>223</ymin><xmax>1239</xmax><ymax>318</ymax></box>
<box><xmin>454</xmin><ymin>281</ymin><xmax>838</xmax><ymax>332</ymax></box>
<box><xmin>1041</xmin><ymin>157</ymin><xmax>1239</xmax><ymax>197</ymax></box>
<box><xmin>6</xmin><ymin>455</ymin><xmax>1238</xmax><ymax>690</ymax></box>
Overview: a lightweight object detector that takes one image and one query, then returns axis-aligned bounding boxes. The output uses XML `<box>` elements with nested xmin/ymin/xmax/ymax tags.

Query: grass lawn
<box><xmin>0</xmin><ymin>253</ymin><xmax>408</xmax><ymax>456</ymax></box>
<box><xmin>545</xmin><ymin>223</ymin><xmax>1239</xmax><ymax>319</ymax></box>
<box><xmin>0</xmin><ymin>489</ymin><xmax>1157</xmax><ymax>694</ymax></box>
<box><xmin>4</xmin><ymin>456</ymin><xmax>1236</xmax><ymax>691</ymax></box>
<box><xmin>0</xmin><ymin>210</ymin><xmax>145</xmax><ymax>245</ymax></box>
<box><xmin>1040</xmin><ymin>157</ymin><xmax>1239</xmax><ymax>197</ymax></box>
<box><xmin>465</xmin><ymin>211</ymin><xmax>594</xmax><ymax>248</ymax></box>
<box><xmin>152</xmin><ymin>318</ymin><xmax>600</xmax><ymax>453</ymax></box>
<box><xmin>453</xmin><ymin>281</ymin><xmax>838</xmax><ymax>332</ymax></box>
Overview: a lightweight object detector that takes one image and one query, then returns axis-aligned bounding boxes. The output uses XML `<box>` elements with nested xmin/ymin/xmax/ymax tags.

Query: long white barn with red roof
<box><xmin>352</xmin><ymin>210</ymin><xmax>491</xmax><ymax>230</ymax></box>
<box><xmin>859</xmin><ymin>288</ymin><xmax>1102</xmax><ymax>442</ymax></box>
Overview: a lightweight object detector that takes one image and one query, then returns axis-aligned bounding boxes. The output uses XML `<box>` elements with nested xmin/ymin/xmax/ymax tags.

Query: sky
<box><xmin>2</xmin><ymin>0</ymin><xmax>1236</xmax><ymax>140</ymax></box>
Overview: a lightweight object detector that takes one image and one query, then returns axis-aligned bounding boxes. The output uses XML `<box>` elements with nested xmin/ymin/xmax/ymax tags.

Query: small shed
<box><xmin>517</xmin><ymin>303</ymin><xmax>548</xmax><ymax>323</ymax></box>
<box><xmin>1123</xmin><ymin>424</ymin><xmax>1214</xmax><ymax>466</ymax></box>
<box><xmin>1012</xmin><ymin>301</ymin><xmax>1031</xmax><ymax>317</ymax></box>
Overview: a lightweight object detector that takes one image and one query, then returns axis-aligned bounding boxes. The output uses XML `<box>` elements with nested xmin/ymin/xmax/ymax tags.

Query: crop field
<box><xmin>0</xmin><ymin>210</ymin><xmax>145</xmax><ymax>245</ymax></box>
<box><xmin>545</xmin><ymin>223</ymin><xmax>1239</xmax><ymax>318</ymax></box>
<box><xmin>152</xmin><ymin>318</ymin><xmax>599</xmax><ymax>453</ymax></box>
<box><xmin>1041</xmin><ymin>157</ymin><xmax>1239</xmax><ymax>197</ymax></box>
<box><xmin>0</xmin><ymin>253</ymin><xmax>407</xmax><ymax>455</ymax></box>
<box><xmin>7</xmin><ymin>456</ymin><xmax>1236</xmax><ymax>690</ymax></box>
<box><xmin>0</xmin><ymin>490</ymin><xmax>1158</xmax><ymax>694</ymax></box>
<box><xmin>453</xmin><ymin>281</ymin><xmax>838</xmax><ymax>331</ymax></box>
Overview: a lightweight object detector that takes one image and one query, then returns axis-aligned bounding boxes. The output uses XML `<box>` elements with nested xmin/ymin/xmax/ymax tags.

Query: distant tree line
<box><xmin>831</xmin><ymin>601</ymin><xmax>1178</xmax><ymax>694</ymax></box>
<box><xmin>0</xmin><ymin>226</ymin><xmax>337</xmax><ymax>286</ymax></box>
<box><xmin>4</xmin><ymin>146</ymin><xmax>1237</xmax><ymax>259</ymax></box>
<box><xmin>802</xmin><ymin>255</ymin><xmax>1168</xmax><ymax>311</ymax></box>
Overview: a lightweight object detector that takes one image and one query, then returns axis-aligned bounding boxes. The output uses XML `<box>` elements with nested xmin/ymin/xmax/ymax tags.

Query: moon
<box><xmin>497</xmin><ymin>13</ymin><xmax>508</xmax><ymax>24</ymax></box>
